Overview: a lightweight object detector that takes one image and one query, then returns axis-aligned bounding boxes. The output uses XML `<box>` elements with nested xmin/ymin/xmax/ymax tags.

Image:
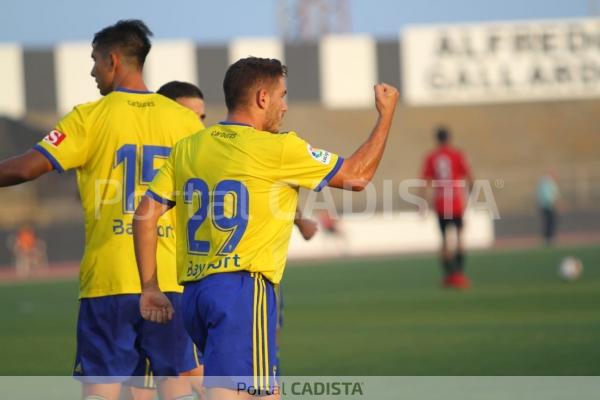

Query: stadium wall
<box><xmin>2</xmin><ymin>17</ymin><xmax>600</xmax><ymax>114</ymax></box>
<box><xmin>287</xmin><ymin>210</ymin><xmax>494</xmax><ymax>260</ymax></box>
<box><xmin>0</xmin><ymin>18</ymin><xmax>599</xmax><ymax>266</ymax></box>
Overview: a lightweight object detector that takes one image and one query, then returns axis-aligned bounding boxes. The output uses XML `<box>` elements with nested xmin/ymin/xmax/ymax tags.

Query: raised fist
<box><xmin>374</xmin><ymin>83</ymin><xmax>400</xmax><ymax>116</ymax></box>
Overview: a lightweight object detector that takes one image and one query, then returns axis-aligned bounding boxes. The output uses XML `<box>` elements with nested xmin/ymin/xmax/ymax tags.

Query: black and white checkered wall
<box><xmin>0</xmin><ymin>35</ymin><xmax>402</xmax><ymax>117</ymax></box>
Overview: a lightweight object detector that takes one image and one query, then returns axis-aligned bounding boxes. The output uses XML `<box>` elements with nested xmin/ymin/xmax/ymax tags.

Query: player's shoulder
<box><xmin>213</xmin><ymin>124</ymin><xmax>297</xmax><ymax>142</ymax></box>
<box><xmin>277</xmin><ymin>130</ymin><xmax>303</xmax><ymax>143</ymax></box>
<box><xmin>263</xmin><ymin>130</ymin><xmax>305</xmax><ymax>154</ymax></box>
<box><xmin>153</xmin><ymin>94</ymin><xmax>200</xmax><ymax>120</ymax></box>
<box><xmin>172</xmin><ymin>124</ymin><xmax>211</xmax><ymax>149</ymax></box>
<box><xmin>173</xmin><ymin>128</ymin><xmax>201</xmax><ymax>148</ymax></box>
<box><xmin>70</xmin><ymin>91</ymin><xmax>144</xmax><ymax>116</ymax></box>
<box><xmin>449</xmin><ymin>146</ymin><xmax>466</xmax><ymax>158</ymax></box>
<box><xmin>58</xmin><ymin>97</ymin><xmax>106</xmax><ymax>128</ymax></box>
<box><xmin>153</xmin><ymin>93</ymin><xmax>186</xmax><ymax>110</ymax></box>
<box><xmin>424</xmin><ymin>148</ymin><xmax>439</xmax><ymax>161</ymax></box>
<box><xmin>68</xmin><ymin>96</ymin><xmax>105</xmax><ymax>115</ymax></box>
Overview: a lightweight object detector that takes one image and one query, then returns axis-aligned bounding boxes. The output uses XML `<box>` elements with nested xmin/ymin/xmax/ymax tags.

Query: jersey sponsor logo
<box><xmin>186</xmin><ymin>254</ymin><xmax>242</xmax><ymax>278</ymax></box>
<box><xmin>42</xmin><ymin>129</ymin><xmax>66</xmax><ymax>147</ymax></box>
<box><xmin>127</xmin><ymin>100</ymin><xmax>155</xmax><ymax>108</ymax></box>
<box><xmin>307</xmin><ymin>144</ymin><xmax>331</xmax><ymax>165</ymax></box>
<box><xmin>211</xmin><ymin>130</ymin><xmax>238</xmax><ymax>139</ymax></box>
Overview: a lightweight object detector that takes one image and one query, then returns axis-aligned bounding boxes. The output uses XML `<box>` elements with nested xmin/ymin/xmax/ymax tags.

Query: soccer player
<box><xmin>152</xmin><ymin>80</ymin><xmax>207</xmax><ymax>398</ymax></box>
<box><xmin>420</xmin><ymin>127</ymin><xmax>473</xmax><ymax>289</ymax></box>
<box><xmin>156</xmin><ymin>79</ymin><xmax>318</xmax><ymax>392</ymax></box>
<box><xmin>0</xmin><ymin>20</ymin><xmax>202</xmax><ymax>400</ymax></box>
<box><xmin>133</xmin><ymin>57</ymin><xmax>399</xmax><ymax>399</ymax></box>
<box><xmin>158</xmin><ymin>80</ymin><xmax>206</xmax><ymax>122</ymax></box>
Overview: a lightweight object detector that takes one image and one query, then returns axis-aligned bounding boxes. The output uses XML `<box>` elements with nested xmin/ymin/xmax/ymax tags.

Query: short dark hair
<box><xmin>436</xmin><ymin>126</ymin><xmax>449</xmax><ymax>144</ymax></box>
<box><xmin>223</xmin><ymin>57</ymin><xmax>287</xmax><ymax>111</ymax></box>
<box><xmin>92</xmin><ymin>19</ymin><xmax>153</xmax><ymax>68</ymax></box>
<box><xmin>157</xmin><ymin>81</ymin><xmax>204</xmax><ymax>100</ymax></box>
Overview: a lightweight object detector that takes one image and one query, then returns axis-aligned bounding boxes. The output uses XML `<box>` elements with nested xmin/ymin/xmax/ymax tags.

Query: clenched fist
<box><xmin>374</xmin><ymin>83</ymin><xmax>400</xmax><ymax>117</ymax></box>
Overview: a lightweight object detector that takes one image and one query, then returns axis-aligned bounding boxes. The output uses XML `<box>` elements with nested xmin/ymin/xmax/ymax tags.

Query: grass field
<box><xmin>1</xmin><ymin>244</ymin><xmax>599</xmax><ymax>376</ymax></box>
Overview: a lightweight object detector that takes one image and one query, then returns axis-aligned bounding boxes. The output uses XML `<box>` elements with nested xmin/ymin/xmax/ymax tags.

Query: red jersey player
<box><xmin>421</xmin><ymin>127</ymin><xmax>473</xmax><ymax>288</ymax></box>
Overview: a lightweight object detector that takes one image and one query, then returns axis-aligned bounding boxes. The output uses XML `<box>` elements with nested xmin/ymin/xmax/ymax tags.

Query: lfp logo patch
<box><xmin>43</xmin><ymin>130</ymin><xmax>66</xmax><ymax>147</ymax></box>
<box><xmin>307</xmin><ymin>144</ymin><xmax>331</xmax><ymax>165</ymax></box>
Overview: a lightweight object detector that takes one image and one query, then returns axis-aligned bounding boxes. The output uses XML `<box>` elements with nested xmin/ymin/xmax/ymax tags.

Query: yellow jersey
<box><xmin>148</xmin><ymin>122</ymin><xmax>343</xmax><ymax>284</ymax></box>
<box><xmin>34</xmin><ymin>88</ymin><xmax>203</xmax><ymax>298</ymax></box>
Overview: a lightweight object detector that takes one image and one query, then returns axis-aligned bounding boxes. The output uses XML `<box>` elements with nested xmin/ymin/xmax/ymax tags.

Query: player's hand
<box><xmin>296</xmin><ymin>218</ymin><xmax>318</xmax><ymax>241</ymax></box>
<box><xmin>140</xmin><ymin>288</ymin><xmax>174</xmax><ymax>324</ymax></box>
<box><xmin>374</xmin><ymin>83</ymin><xmax>399</xmax><ymax>117</ymax></box>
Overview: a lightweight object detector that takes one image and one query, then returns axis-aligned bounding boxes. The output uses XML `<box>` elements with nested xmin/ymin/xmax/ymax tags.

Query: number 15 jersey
<box><xmin>34</xmin><ymin>89</ymin><xmax>203</xmax><ymax>298</ymax></box>
<box><xmin>148</xmin><ymin>122</ymin><xmax>343</xmax><ymax>285</ymax></box>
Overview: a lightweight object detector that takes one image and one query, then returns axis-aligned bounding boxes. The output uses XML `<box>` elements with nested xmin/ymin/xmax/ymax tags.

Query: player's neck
<box><xmin>112</xmin><ymin>71</ymin><xmax>148</xmax><ymax>93</ymax></box>
<box><xmin>224</xmin><ymin>111</ymin><xmax>260</xmax><ymax>130</ymax></box>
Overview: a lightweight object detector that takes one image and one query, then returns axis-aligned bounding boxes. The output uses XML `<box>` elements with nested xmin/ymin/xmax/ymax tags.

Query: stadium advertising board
<box><xmin>403</xmin><ymin>18</ymin><xmax>600</xmax><ymax>105</ymax></box>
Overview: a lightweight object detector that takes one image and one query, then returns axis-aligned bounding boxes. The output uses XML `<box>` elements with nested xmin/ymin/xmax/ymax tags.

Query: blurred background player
<box><xmin>158</xmin><ymin>80</ymin><xmax>206</xmax><ymax>123</ymax></box>
<box><xmin>537</xmin><ymin>171</ymin><xmax>562</xmax><ymax>246</ymax></box>
<box><xmin>421</xmin><ymin>127</ymin><xmax>473</xmax><ymax>289</ymax></box>
<box><xmin>317</xmin><ymin>209</ymin><xmax>348</xmax><ymax>256</ymax></box>
<box><xmin>6</xmin><ymin>223</ymin><xmax>47</xmax><ymax>277</ymax></box>
<box><xmin>0</xmin><ymin>20</ymin><xmax>202</xmax><ymax>400</ymax></box>
<box><xmin>294</xmin><ymin>209</ymin><xmax>318</xmax><ymax>241</ymax></box>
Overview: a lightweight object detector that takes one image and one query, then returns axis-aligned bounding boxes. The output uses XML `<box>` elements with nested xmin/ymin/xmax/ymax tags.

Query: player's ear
<box><xmin>256</xmin><ymin>88</ymin><xmax>269</xmax><ymax>110</ymax></box>
<box><xmin>108</xmin><ymin>51</ymin><xmax>119</xmax><ymax>70</ymax></box>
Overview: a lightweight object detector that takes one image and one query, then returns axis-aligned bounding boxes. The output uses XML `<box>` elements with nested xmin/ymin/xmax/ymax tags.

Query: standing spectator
<box><xmin>537</xmin><ymin>171</ymin><xmax>561</xmax><ymax>245</ymax></box>
<box><xmin>8</xmin><ymin>223</ymin><xmax>47</xmax><ymax>277</ymax></box>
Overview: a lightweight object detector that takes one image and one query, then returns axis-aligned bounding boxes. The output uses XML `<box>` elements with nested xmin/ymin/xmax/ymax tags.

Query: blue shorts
<box><xmin>126</xmin><ymin>341</ymin><xmax>204</xmax><ymax>389</ymax></box>
<box><xmin>182</xmin><ymin>271</ymin><xmax>278</xmax><ymax>394</ymax></box>
<box><xmin>73</xmin><ymin>292</ymin><xmax>197</xmax><ymax>383</ymax></box>
<box><xmin>275</xmin><ymin>284</ymin><xmax>283</xmax><ymax>372</ymax></box>
<box><xmin>275</xmin><ymin>284</ymin><xmax>284</xmax><ymax>331</ymax></box>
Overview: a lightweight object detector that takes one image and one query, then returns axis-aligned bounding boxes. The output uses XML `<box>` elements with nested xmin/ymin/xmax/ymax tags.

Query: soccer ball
<box><xmin>558</xmin><ymin>257</ymin><xmax>583</xmax><ymax>282</ymax></box>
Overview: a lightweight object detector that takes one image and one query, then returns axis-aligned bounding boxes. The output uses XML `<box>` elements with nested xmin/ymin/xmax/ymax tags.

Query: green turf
<box><xmin>0</xmin><ymin>280</ymin><xmax>78</xmax><ymax>375</ymax></box>
<box><xmin>280</xmin><ymin>244</ymin><xmax>600</xmax><ymax>375</ymax></box>
<box><xmin>0</xmin><ymin>244</ymin><xmax>598</xmax><ymax>376</ymax></box>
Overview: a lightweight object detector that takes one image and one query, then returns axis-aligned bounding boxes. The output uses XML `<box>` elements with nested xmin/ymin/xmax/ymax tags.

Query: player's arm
<box><xmin>328</xmin><ymin>83</ymin><xmax>399</xmax><ymax>191</ymax></box>
<box><xmin>133</xmin><ymin>195</ymin><xmax>174</xmax><ymax>324</ymax></box>
<box><xmin>465</xmin><ymin>174</ymin><xmax>474</xmax><ymax>193</ymax></box>
<box><xmin>417</xmin><ymin>155</ymin><xmax>434</xmax><ymax>214</ymax></box>
<box><xmin>0</xmin><ymin>149</ymin><xmax>53</xmax><ymax>187</ymax></box>
<box><xmin>459</xmin><ymin>152</ymin><xmax>474</xmax><ymax>192</ymax></box>
<box><xmin>294</xmin><ymin>208</ymin><xmax>318</xmax><ymax>241</ymax></box>
<box><xmin>417</xmin><ymin>178</ymin><xmax>433</xmax><ymax>215</ymax></box>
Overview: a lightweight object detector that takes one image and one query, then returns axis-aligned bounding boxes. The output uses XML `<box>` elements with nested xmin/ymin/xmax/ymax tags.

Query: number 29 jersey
<box><xmin>148</xmin><ymin>122</ymin><xmax>343</xmax><ymax>285</ymax></box>
<box><xmin>34</xmin><ymin>89</ymin><xmax>203</xmax><ymax>298</ymax></box>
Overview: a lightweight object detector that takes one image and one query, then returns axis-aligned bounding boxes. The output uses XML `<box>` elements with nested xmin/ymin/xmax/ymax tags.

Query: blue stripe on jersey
<box><xmin>315</xmin><ymin>156</ymin><xmax>344</xmax><ymax>192</ymax></box>
<box><xmin>115</xmin><ymin>87</ymin><xmax>153</xmax><ymax>94</ymax></box>
<box><xmin>146</xmin><ymin>189</ymin><xmax>176</xmax><ymax>209</ymax></box>
<box><xmin>33</xmin><ymin>144</ymin><xmax>65</xmax><ymax>173</ymax></box>
<box><xmin>219</xmin><ymin>121</ymin><xmax>253</xmax><ymax>127</ymax></box>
